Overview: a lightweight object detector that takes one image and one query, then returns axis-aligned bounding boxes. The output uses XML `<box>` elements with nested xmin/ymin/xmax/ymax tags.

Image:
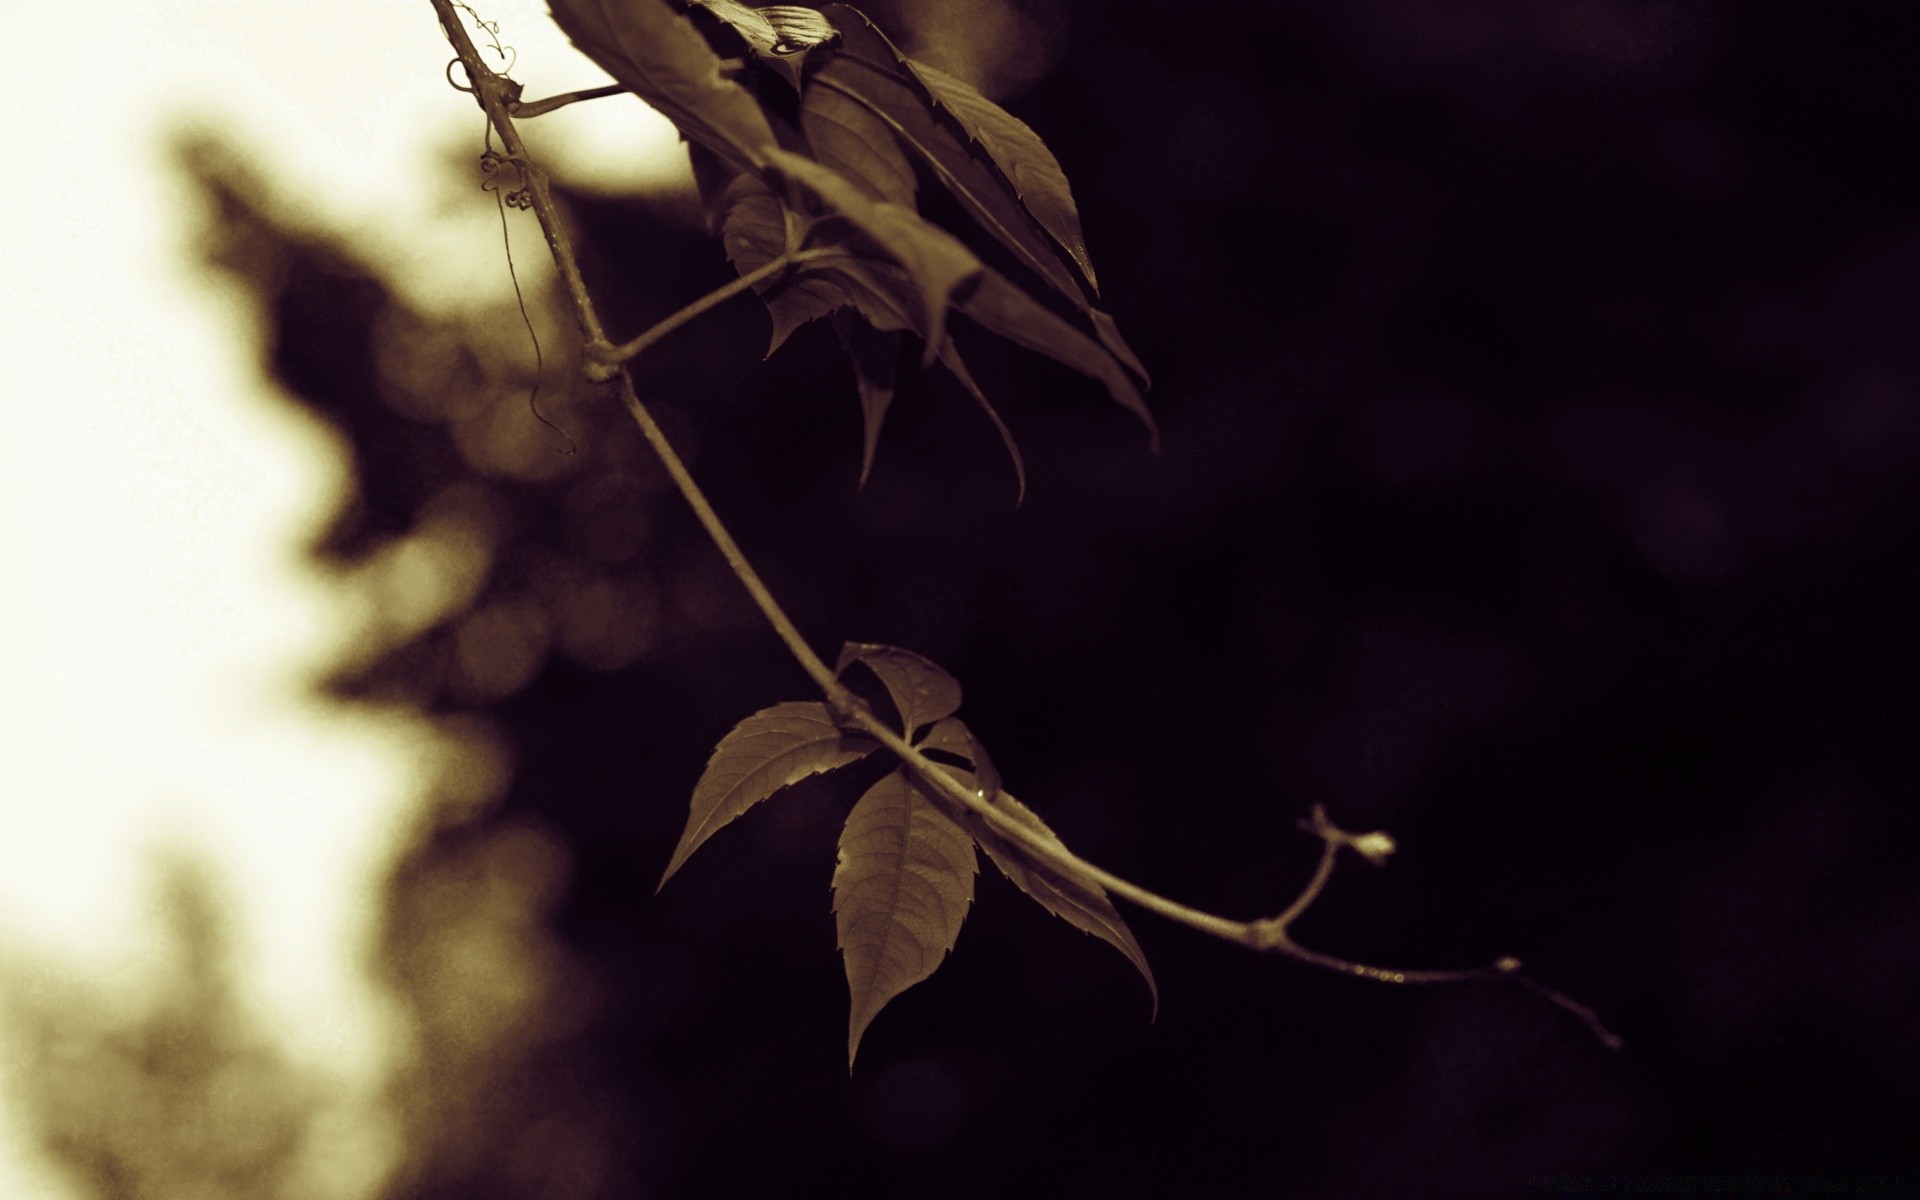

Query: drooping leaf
<box><xmin>659</xmin><ymin>700</ymin><xmax>877</xmax><ymax>888</ymax></box>
<box><xmin>971</xmin><ymin>789</ymin><xmax>1158</xmax><ymax>1017</ymax></box>
<box><xmin>831</xmin><ymin>311</ymin><xmax>900</xmax><ymax>486</ymax></box>
<box><xmin>814</xmin><ymin>6</ymin><xmax>1148</xmax><ymax>382</ymax></box>
<box><xmin>835</xmin><ymin>642</ymin><xmax>962</xmax><ymax>736</ymax></box>
<box><xmin>933</xmin><ymin>338</ymin><xmax>1027</xmax><ymax>505</ymax></box>
<box><xmin>922</xmin><ymin>761</ymin><xmax>1156</xmax><ymax>1016</ymax></box>
<box><xmin>764</xmin><ymin>147</ymin><xmax>980</xmax><ymax>364</ymax></box>
<box><xmin>899</xmin><ymin>59</ymin><xmax>1098</xmax><ymax>295</ymax></box>
<box><xmin>688</xmin><ymin>0</ymin><xmax>840</xmax><ymax>91</ymax></box>
<box><xmin>547</xmin><ymin>0</ymin><xmax>777</xmax><ymax>175</ymax></box>
<box><xmin>833</xmin><ymin>768</ymin><xmax>977</xmax><ymax>1068</ymax></box>
<box><xmin>811</xmin><ymin>9</ymin><xmax>1072</xmax><ymax>296</ymax></box>
<box><xmin>917</xmin><ymin>717</ymin><xmax>1001</xmax><ymax>801</ymax></box>
<box><xmin>955</xmin><ymin>268</ymin><xmax>1159</xmax><ymax>450</ymax></box>
<box><xmin>1091</xmin><ymin>309</ymin><xmax>1151</xmax><ymax>387</ymax></box>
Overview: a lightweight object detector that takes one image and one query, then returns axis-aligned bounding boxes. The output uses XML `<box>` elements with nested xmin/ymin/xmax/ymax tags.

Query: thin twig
<box><xmin>591</xmin><ymin>249</ymin><xmax>832</xmax><ymax>370</ymax></box>
<box><xmin>512</xmin><ymin>82</ymin><xmax>629</xmax><ymax>118</ymax></box>
<box><xmin>426</xmin><ymin>0</ymin><xmax>1621</xmax><ymax>1052</ymax></box>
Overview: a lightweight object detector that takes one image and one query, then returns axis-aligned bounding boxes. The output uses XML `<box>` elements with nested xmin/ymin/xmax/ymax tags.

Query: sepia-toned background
<box><xmin>4</xmin><ymin>1</ymin><xmax>1917</xmax><ymax>1197</ymax></box>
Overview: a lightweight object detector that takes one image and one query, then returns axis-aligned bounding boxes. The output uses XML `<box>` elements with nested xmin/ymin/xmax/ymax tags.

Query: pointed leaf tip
<box><xmin>658</xmin><ymin>701</ymin><xmax>877</xmax><ymax>888</ymax></box>
<box><xmin>962</xmin><ymin>780</ymin><xmax>1159</xmax><ymax>1018</ymax></box>
<box><xmin>935</xmin><ymin>339</ymin><xmax>1028</xmax><ymax>505</ymax></box>
<box><xmin>834</xmin><ymin>769</ymin><xmax>977</xmax><ymax>1068</ymax></box>
<box><xmin>831</xmin><ymin>312</ymin><xmax>901</xmax><ymax>490</ymax></box>
<box><xmin>899</xmin><ymin>58</ymin><xmax>1104</xmax><ymax>297</ymax></box>
<box><xmin>954</xmin><ymin>270</ymin><xmax>1157</xmax><ymax>447</ymax></box>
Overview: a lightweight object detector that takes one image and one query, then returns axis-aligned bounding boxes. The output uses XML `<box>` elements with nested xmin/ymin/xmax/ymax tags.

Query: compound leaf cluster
<box><xmin>658</xmin><ymin>642</ymin><xmax>1155</xmax><ymax>1066</ymax></box>
<box><xmin>547</xmin><ymin>0</ymin><xmax>1155</xmax><ymax>501</ymax></box>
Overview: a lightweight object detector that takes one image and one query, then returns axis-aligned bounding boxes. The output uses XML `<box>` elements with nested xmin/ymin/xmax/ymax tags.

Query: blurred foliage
<box><xmin>3</xmin><ymin>860</ymin><xmax>317</xmax><ymax>1200</ymax></box>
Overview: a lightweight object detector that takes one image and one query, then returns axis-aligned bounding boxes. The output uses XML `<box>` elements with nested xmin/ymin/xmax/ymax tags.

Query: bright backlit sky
<box><xmin>0</xmin><ymin>4</ymin><xmax>680</xmax><ymax>1196</ymax></box>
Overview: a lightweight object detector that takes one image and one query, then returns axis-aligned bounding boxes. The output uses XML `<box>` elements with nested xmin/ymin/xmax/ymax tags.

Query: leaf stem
<box><xmin>511</xmin><ymin>82</ymin><xmax>629</xmax><ymax>118</ymax></box>
<box><xmin>427</xmin><ymin>0</ymin><xmax>1619</xmax><ymax>1053</ymax></box>
<box><xmin>591</xmin><ymin>249</ymin><xmax>830</xmax><ymax>370</ymax></box>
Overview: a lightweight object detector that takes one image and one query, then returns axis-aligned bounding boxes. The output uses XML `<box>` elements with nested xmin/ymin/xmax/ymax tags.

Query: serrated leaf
<box><xmin>547</xmin><ymin>0</ymin><xmax>777</xmax><ymax>176</ymax></box>
<box><xmin>917</xmin><ymin>717</ymin><xmax>1001</xmax><ymax>801</ymax></box>
<box><xmin>933</xmin><ymin>339</ymin><xmax>1027</xmax><ymax>504</ymax></box>
<box><xmin>814</xmin><ymin>8</ymin><xmax>1079</xmax><ymax>302</ymax></box>
<box><xmin>660</xmin><ymin>700</ymin><xmax>877</xmax><ymax>888</ymax></box>
<box><xmin>955</xmin><ymin>269</ymin><xmax>1159</xmax><ymax>450</ymax></box>
<box><xmin>933</xmin><ymin>765</ymin><xmax>1157</xmax><ymax>1017</ymax></box>
<box><xmin>691</xmin><ymin>152</ymin><xmax>845</xmax><ymax>353</ymax></box>
<box><xmin>765</xmin><ymin>147</ymin><xmax>980</xmax><ymax>365</ymax></box>
<box><xmin>689</xmin><ymin>0</ymin><xmax>839</xmax><ymax>91</ymax></box>
<box><xmin>901</xmin><ymin>59</ymin><xmax>1098</xmax><ymax>295</ymax></box>
<box><xmin>814</xmin><ymin>6</ymin><xmax>1148</xmax><ymax>383</ymax></box>
<box><xmin>830</xmin><ymin>311</ymin><xmax>900</xmax><ymax>486</ymax></box>
<box><xmin>834</xmin><ymin>768</ymin><xmax>977</xmax><ymax>1068</ymax></box>
<box><xmin>835</xmin><ymin>642</ymin><xmax>962</xmax><ymax>735</ymax></box>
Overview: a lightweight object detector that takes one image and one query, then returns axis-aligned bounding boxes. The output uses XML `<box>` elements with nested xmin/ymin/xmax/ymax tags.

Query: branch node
<box><xmin>581</xmin><ymin>341</ymin><xmax>623</xmax><ymax>383</ymax></box>
<box><xmin>1247</xmin><ymin>919</ymin><xmax>1287</xmax><ymax>952</ymax></box>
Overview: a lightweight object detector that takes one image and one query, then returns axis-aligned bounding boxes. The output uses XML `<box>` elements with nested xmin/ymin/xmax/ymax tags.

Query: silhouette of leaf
<box><xmin>688</xmin><ymin>0</ymin><xmax>839</xmax><ymax>91</ymax></box>
<box><xmin>900</xmin><ymin>59</ymin><xmax>1098</xmax><ymax>295</ymax></box>
<box><xmin>955</xmin><ymin>269</ymin><xmax>1159</xmax><ymax>450</ymax></box>
<box><xmin>831</xmin><ymin>311</ymin><xmax>900</xmax><ymax>487</ymax></box>
<box><xmin>765</xmin><ymin>147</ymin><xmax>981</xmax><ymax>365</ymax></box>
<box><xmin>659</xmin><ymin>701</ymin><xmax>877</xmax><ymax>888</ymax></box>
<box><xmin>918</xmin><ymin>760</ymin><xmax>1156</xmax><ymax>1016</ymax></box>
<box><xmin>547</xmin><ymin>0</ymin><xmax>777</xmax><ymax>175</ymax></box>
<box><xmin>834</xmin><ymin>768</ymin><xmax>977</xmax><ymax>1068</ymax></box>
<box><xmin>835</xmin><ymin>642</ymin><xmax>962</xmax><ymax>736</ymax></box>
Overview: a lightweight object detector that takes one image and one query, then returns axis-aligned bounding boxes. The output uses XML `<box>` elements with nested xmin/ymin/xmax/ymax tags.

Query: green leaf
<box><xmin>926</xmin><ymin>760</ymin><xmax>1157</xmax><ymax>1017</ymax></box>
<box><xmin>834</xmin><ymin>768</ymin><xmax>977</xmax><ymax>1068</ymax></box>
<box><xmin>830</xmin><ymin>311</ymin><xmax>900</xmax><ymax>487</ymax></box>
<box><xmin>688</xmin><ymin>0</ymin><xmax>840</xmax><ymax>91</ymax></box>
<box><xmin>835</xmin><ymin>642</ymin><xmax>962</xmax><ymax>736</ymax></box>
<box><xmin>659</xmin><ymin>700</ymin><xmax>877</xmax><ymax>888</ymax></box>
<box><xmin>764</xmin><ymin>147</ymin><xmax>981</xmax><ymax>365</ymax></box>
<box><xmin>900</xmin><ymin>59</ymin><xmax>1099</xmax><ymax>295</ymax></box>
<box><xmin>547</xmin><ymin>0</ymin><xmax>778</xmax><ymax>176</ymax></box>
<box><xmin>955</xmin><ymin>269</ymin><xmax>1159</xmax><ymax>450</ymax></box>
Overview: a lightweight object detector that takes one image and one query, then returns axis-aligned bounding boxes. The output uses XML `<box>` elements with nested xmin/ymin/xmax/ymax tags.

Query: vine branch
<box><xmin>427</xmin><ymin>0</ymin><xmax>1621</xmax><ymax>1053</ymax></box>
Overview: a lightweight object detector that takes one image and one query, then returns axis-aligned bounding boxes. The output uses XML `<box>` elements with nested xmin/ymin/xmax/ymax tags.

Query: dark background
<box><xmin>164</xmin><ymin>1</ymin><xmax>1920</xmax><ymax>1196</ymax></box>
